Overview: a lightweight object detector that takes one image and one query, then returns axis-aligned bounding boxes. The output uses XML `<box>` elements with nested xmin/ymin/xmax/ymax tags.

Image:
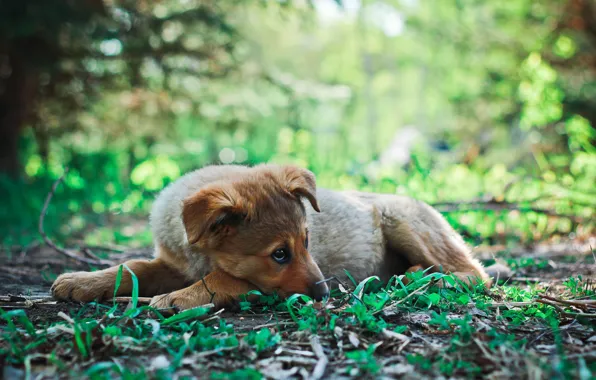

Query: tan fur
<box><xmin>52</xmin><ymin>163</ymin><xmax>506</xmax><ymax>310</ymax></box>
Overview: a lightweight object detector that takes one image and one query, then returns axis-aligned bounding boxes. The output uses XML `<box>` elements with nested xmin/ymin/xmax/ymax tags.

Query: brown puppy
<box><xmin>51</xmin><ymin>164</ymin><xmax>508</xmax><ymax>310</ymax></box>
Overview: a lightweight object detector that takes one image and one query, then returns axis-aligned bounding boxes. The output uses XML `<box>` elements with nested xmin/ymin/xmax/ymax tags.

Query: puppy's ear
<box><xmin>182</xmin><ymin>185</ymin><xmax>246</xmax><ymax>246</ymax></box>
<box><xmin>279</xmin><ymin>166</ymin><xmax>320</xmax><ymax>212</ymax></box>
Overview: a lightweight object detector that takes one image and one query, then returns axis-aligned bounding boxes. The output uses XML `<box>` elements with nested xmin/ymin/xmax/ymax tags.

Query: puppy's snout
<box><xmin>309</xmin><ymin>281</ymin><xmax>329</xmax><ymax>301</ymax></box>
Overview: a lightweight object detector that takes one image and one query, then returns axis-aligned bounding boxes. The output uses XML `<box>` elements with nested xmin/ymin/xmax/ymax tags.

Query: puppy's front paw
<box><xmin>51</xmin><ymin>272</ymin><xmax>112</xmax><ymax>302</ymax></box>
<box><xmin>150</xmin><ymin>289</ymin><xmax>212</xmax><ymax>311</ymax></box>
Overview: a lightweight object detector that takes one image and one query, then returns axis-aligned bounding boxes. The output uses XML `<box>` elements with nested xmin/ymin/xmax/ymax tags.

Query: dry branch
<box><xmin>38</xmin><ymin>168</ymin><xmax>113</xmax><ymax>267</ymax></box>
<box><xmin>537</xmin><ymin>297</ymin><xmax>596</xmax><ymax>319</ymax></box>
<box><xmin>113</xmin><ymin>296</ymin><xmax>153</xmax><ymax>304</ymax></box>
<box><xmin>539</xmin><ymin>295</ymin><xmax>596</xmax><ymax>309</ymax></box>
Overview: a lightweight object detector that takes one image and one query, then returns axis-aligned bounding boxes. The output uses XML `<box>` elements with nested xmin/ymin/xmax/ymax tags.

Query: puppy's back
<box><xmin>149</xmin><ymin>165</ymin><xmax>251</xmax><ymax>252</ymax></box>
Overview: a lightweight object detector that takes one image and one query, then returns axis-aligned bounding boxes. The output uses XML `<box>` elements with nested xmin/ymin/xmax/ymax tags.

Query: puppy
<box><xmin>51</xmin><ymin>164</ymin><xmax>508</xmax><ymax>310</ymax></box>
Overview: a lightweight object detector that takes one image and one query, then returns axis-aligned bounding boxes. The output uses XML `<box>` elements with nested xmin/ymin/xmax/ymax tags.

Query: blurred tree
<box><xmin>0</xmin><ymin>0</ymin><xmax>238</xmax><ymax>177</ymax></box>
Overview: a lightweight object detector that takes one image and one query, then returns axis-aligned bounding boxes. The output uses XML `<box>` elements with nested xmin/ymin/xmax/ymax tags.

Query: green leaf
<box><xmin>123</xmin><ymin>264</ymin><xmax>139</xmax><ymax>314</ymax></box>
<box><xmin>86</xmin><ymin>362</ymin><xmax>119</xmax><ymax>377</ymax></box>
<box><xmin>354</xmin><ymin>276</ymin><xmax>380</xmax><ymax>299</ymax></box>
<box><xmin>285</xmin><ymin>293</ymin><xmax>313</xmax><ymax>323</ymax></box>
<box><xmin>344</xmin><ymin>269</ymin><xmax>357</xmax><ymax>286</ymax></box>
<box><xmin>457</xmin><ymin>294</ymin><xmax>471</xmax><ymax>305</ymax></box>
<box><xmin>73</xmin><ymin>323</ymin><xmax>88</xmax><ymax>358</ymax></box>
<box><xmin>113</xmin><ymin>265</ymin><xmax>123</xmax><ymax>303</ymax></box>
<box><xmin>427</xmin><ymin>293</ymin><xmax>441</xmax><ymax>305</ymax></box>
<box><xmin>161</xmin><ymin>306</ymin><xmax>211</xmax><ymax>326</ymax></box>
<box><xmin>0</xmin><ymin>309</ymin><xmax>36</xmax><ymax>336</ymax></box>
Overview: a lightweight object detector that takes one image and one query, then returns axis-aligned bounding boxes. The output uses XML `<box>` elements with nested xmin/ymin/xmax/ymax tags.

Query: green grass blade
<box><xmin>113</xmin><ymin>265</ymin><xmax>123</xmax><ymax>304</ymax></box>
<box><xmin>73</xmin><ymin>323</ymin><xmax>88</xmax><ymax>358</ymax></box>
<box><xmin>344</xmin><ymin>269</ymin><xmax>357</xmax><ymax>287</ymax></box>
<box><xmin>123</xmin><ymin>264</ymin><xmax>139</xmax><ymax>313</ymax></box>
<box><xmin>285</xmin><ymin>293</ymin><xmax>312</xmax><ymax>323</ymax></box>
<box><xmin>354</xmin><ymin>276</ymin><xmax>380</xmax><ymax>299</ymax></box>
<box><xmin>161</xmin><ymin>305</ymin><xmax>211</xmax><ymax>326</ymax></box>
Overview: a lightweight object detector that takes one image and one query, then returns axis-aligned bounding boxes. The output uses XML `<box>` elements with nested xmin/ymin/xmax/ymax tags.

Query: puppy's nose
<box><xmin>309</xmin><ymin>281</ymin><xmax>329</xmax><ymax>301</ymax></box>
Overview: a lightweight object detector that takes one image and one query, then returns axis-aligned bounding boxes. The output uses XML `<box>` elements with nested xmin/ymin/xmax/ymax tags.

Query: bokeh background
<box><xmin>1</xmin><ymin>0</ymin><xmax>594</xmax><ymax>250</ymax></box>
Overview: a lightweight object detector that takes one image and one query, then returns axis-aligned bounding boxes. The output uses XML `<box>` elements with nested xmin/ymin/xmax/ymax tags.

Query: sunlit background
<box><xmin>1</xmin><ymin>0</ymin><xmax>594</xmax><ymax>248</ymax></box>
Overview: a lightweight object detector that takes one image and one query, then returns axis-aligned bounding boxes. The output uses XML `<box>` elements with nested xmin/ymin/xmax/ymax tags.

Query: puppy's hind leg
<box><xmin>379</xmin><ymin>200</ymin><xmax>492</xmax><ymax>287</ymax></box>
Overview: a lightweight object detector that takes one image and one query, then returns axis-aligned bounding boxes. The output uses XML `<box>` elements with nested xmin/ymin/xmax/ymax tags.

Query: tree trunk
<box><xmin>0</xmin><ymin>44</ymin><xmax>38</xmax><ymax>177</ymax></box>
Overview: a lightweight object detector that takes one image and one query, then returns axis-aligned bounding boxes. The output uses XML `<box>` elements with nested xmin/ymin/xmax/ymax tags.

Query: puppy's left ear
<box><xmin>181</xmin><ymin>185</ymin><xmax>247</xmax><ymax>247</ymax></box>
<box><xmin>280</xmin><ymin>166</ymin><xmax>321</xmax><ymax>212</ymax></box>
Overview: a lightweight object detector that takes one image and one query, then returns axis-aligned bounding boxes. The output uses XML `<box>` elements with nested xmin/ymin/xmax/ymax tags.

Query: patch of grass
<box><xmin>505</xmin><ymin>257</ymin><xmax>551</xmax><ymax>271</ymax></box>
<box><xmin>563</xmin><ymin>275</ymin><xmax>595</xmax><ymax>297</ymax></box>
<box><xmin>1</xmin><ymin>261</ymin><xmax>595</xmax><ymax>378</ymax></box>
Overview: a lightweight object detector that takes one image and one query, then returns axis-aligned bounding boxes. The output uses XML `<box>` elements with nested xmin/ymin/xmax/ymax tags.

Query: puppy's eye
<box><xmin>304</xmin><ymin>235</ymin><xmax>309</xmax><ymax>249</ymax></box>
<box><xmin>271</xmin><ymin>248</ymin><xmax>291</xmax><ymax>264</ymax></box>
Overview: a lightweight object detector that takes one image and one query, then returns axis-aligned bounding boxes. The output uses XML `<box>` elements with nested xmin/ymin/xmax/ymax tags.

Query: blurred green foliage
<box><xmin>0</xmin><ymin>0</ymin><xmax>594</xmax><ymax>248</ymax></box>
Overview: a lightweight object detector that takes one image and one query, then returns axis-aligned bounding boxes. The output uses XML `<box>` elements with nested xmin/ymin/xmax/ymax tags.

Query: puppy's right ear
<box><xmin>182</xmin><ymin>185</ymin><xmax>246</xmax><ymax>247</ymax></box>
<box><xmin>278</xmin><ymin>166</ymin><xmax>321</xmax><ymax>213</ymax></box>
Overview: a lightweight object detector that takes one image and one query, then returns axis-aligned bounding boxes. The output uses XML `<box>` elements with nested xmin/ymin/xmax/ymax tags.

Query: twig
<box><xmin>510</xmin><ymin>277</ymin><xmax>544</xmax><ymax>283</ymax></box>
<box><xmin>381</xmin><ymin>329</ymin><xmax>411</xmax><ymax>352</ymax></box>
<box><xmin>539</xmin><ymin>295</ymin><xmax>596</xmax><ymax>309</ymax></box>
<box><xmin>38</xmin><ymin>168</ymin><xmax>113</xmax><ymax>267</ymax></box>
<box><xmin>537</xmin><ymin>299</ymin><xmax>596</xmax><ymax>319</ymax></box>
<box><xmin>259</xmin><ymin>356</ymin><xmax>317</xmax><ymax>366</ymax></box>
<box><xmin>81</xmin><ymin>248</ymin><xmax>103</xmax><ymax>261</ymax></box>
<box><xmin>200</xmin><ymin>308</ymin><xmax>225</xmax><ymax>324</ymax></box>
<box><xmin>252</xmin><ymin>321</ymin><xmax>296</xmax><ymax>330</ymax></box>
<box><xmin>192</xmin><ymin>346</ymin><xmax>236</xmax><ymax>358</ymax></box>
<box><xmin>113</xmin><ymin>296</ymin><xmax>153</xmax><ymax>304</ymax></box>
<box><xmin>309</xmin><ymin>335</ymin><xmax>328</xmax><ymax>380</ymax></box>
<box><xmin>77</xmin><ymin>243</ymin><xmax>126</xmax><ymax>253</ymax></box>
<box><xmin>481</xmin><ymin>301</ymin><xmax>535</xmax><ymax>309</ymax></box>
<box><xmin>199</xmin><ymin>275</ymin><xmax>216</xmax><ymax>304</ymax></box>
<box><xmin>276</xmin><ymin>347</ymin><xmax>315</xmax><ymax>357</ymax></box>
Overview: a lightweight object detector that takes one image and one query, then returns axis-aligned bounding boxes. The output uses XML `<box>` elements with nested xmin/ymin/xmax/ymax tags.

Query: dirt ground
<box><xmin>1</xmin><ymin>240</ymin><xmax>595</xmax><ymax>379</ymax></box>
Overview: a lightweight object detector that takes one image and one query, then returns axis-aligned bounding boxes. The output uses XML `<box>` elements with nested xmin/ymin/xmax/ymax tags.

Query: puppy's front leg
<box><xmin>150</xmin><ymin>270</ymin><xmax>257</xmax><ymax>311</ymax></box>
<box><xmin>51</xmin><ymin>258</ymin><xmax>186</xmax><ymax>302</ymax></box>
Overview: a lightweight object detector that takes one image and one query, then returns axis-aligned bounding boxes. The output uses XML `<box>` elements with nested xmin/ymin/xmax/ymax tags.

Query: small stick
<box><xmin>199</xmin><ymin>275</ymin><xmax>216</xmax><ymax>304</ymax></box>
<box><xmin>78</xmin><ymin>243</ymin><xmax>126</xmax><ymax>253</ymax></box>
<box><xmin>482</xmin><ymin>301</ymin><xmax>535</xmax><ymax>308</ymax></box>
<box><xmin>510</xmin><ymin>277</ymin><xmax>543</xmax><ymax>283</ymax></box>
<box><xmin>539</xmin><ymin>295</ymin><xmax>596</xmax><ymax>309</ymax></box>
<box><xmin>82</xmin><ymin>248</ymin><xmax>103</xmax><ymax>262</ymax></box>
<box><xmin>537</xmin><ymin>299</ymin><xmax>596</xmax><ymax>319</ymax></box>
<box><xmin>38</xmin><ymin>168</ymin><xmax>113</xmax><ymax>267</ymax></box>
<box><xmin>252</xmin><ymin>321</ymin><xmax>296</xmax><ymax>330</ymax></box>
<box><xmin>190</xmin><ymin>346</ymin><xmax>236</xmax><ymax>358</ymax></box>
<box><xmin>310</xmin><ymin>335</ymin><xmax>328</xmax><ymax>380</ymax></box>
<box><xmin>113</xmin><ymin>296</ymin><xmax>153</xmax><ymax>304</ymax></box>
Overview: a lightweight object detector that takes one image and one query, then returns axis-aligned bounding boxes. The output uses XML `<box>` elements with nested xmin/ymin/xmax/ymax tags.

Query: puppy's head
<box><xmin>182</xmin><ymin>165</ymin><xmax>329</xmax><ymax>301</ymax></box>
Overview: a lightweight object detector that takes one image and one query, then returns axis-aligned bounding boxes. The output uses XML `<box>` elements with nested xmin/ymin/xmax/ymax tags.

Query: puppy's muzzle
<box><xmin>309</xmin><ymin>281</ymin><xmax>330</xmax><ymax>301</ymax></box>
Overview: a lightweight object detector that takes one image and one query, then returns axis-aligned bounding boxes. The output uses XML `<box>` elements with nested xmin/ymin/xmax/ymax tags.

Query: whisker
<box><xmin>315</xmin><ymin>277</ymin><xmax>336</xmax><ymax>285</ymax></box>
